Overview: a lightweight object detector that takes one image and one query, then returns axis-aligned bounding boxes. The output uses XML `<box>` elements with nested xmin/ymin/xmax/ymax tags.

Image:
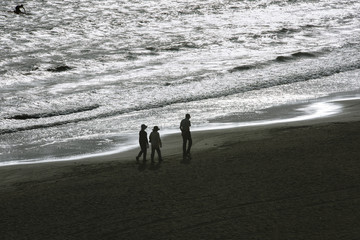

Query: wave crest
<box><xmin>7</xmin><ymin>104</ymin><xmax>100</xmax><ymax>120</ymax></box>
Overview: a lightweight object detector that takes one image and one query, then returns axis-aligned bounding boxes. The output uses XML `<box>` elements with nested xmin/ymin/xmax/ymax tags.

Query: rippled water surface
<box><xmin>1</xmin><ymin>0</ymin><xmax>360</xmax><ymax>164</ymax></box>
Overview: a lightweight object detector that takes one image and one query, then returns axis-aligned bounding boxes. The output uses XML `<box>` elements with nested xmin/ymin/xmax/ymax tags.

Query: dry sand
<box><xmin>1</xmin><ymin>99</ymin><xmax>360</xmax><ymax>240</ymax></box>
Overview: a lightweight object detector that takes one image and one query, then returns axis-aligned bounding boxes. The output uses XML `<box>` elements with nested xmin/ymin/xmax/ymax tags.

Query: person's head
<box><xmin>141</xmin><ymin>124</ymin><xmax>147</xmax><ymax>130</ymax></box>
<box><xmin>185</xmin><ymin>113</ymin><xmax>191</xmax><ymax>119</ymax></box>
<box><xmin>153</xmin><ymin>126</ymin><xmax>160</xmax><ymax>131</ymax></box>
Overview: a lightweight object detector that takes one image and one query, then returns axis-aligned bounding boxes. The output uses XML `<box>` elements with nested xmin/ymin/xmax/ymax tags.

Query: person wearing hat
<box><xmin>149</xmin><ymin>126</ymin><xmax>162</xmax><ymax>163</ymax></box>
<box><xmin>136</xmin><ymin>124</ymin><xmax>149</xmax><ymax>163</ymax></box>
<box><xmin>180</xmin><ymin>113</ymin><xmax>192</xmax><ymax>159</ymax></box>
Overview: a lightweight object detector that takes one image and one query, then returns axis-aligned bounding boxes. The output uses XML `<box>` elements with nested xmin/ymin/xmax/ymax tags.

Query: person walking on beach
<box><xmin>136</xmin><ymin>124</ymin><xmax>149</xmax><ymax>163</ymax></box>
<box><xmin>149</xmin><ymin>126</ymin><xmax>162</xmax><ymax>164</ymax></box>
<box><xmin>180</xmin><ymin>113</ymin><xmax>192</xmax><ymax>159</ymax></box>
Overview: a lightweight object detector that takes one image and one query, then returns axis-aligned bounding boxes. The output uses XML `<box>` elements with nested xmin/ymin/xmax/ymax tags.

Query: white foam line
<box><xmin>192</xmin><ymin>100</ymin><xmax>343</xmax><ymax>132</ymax></box>
<box><xmin>0</xmin><ymin>143</ymin><xmax>139</xmax><ymax>167</ymax></box>
<box><xmin>1</xmin><ymin>97</ymin><xmax>358</xmax><ymax>167</ymax></box>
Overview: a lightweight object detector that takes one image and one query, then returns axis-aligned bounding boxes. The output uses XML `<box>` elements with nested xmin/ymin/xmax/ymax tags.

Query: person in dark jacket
<box><xmin>180</xmin><ymin>113</ymin><xmax>192</xmax><ymax>159</ymax></box>
<box><xmin>136</xmin><ymin>124</ymin><xmax>149</xmax><ymax>163</ymax></box>
<box><xmin>14</xmin><ymin>5</ymin><xmax>26</xmax><ymax>14</ymax></box>
<box><xmin>149</xmin><ymin>126</ymin><xmax>162</xmax><ymax>164</ymax></box>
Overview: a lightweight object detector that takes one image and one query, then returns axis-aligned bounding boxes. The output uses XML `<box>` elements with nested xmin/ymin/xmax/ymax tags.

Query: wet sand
<box><xmin>1</xmin><ymin>99</ymin><xmax>360</xmax><ymax>240</ymax></box>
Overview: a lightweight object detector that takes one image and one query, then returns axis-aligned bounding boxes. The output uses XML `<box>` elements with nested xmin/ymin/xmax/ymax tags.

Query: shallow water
<box><xmin>1</xmin><ymin>0</ymin><xmax>360</xmax><ymax>164</ymax></box>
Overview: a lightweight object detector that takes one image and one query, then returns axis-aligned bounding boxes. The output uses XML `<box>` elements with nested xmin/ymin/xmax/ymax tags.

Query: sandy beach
<box><xmin>1</xmin><ymin>98</ymin><xmax>360</xmax><ymax>240</ymax></box>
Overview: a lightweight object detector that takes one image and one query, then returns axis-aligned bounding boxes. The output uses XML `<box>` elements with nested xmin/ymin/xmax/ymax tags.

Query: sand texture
<box><xmin>1</xmin><ymin>100</ymin><xmax>360</xmax><ymax>240</ymax></box>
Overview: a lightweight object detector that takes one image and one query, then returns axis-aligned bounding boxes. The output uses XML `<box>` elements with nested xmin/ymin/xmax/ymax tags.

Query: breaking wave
<box><xmin>7</xmin><ymin>104</ymin><xmax>100</xmax><ymax>120</ymax></box>
<box><xmin>229</xmin><ymin>51</ymin><xmax>320</xmax><ymax>72</ymax></box>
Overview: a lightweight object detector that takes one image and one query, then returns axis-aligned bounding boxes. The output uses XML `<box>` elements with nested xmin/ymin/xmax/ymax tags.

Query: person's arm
<box><xmin>159</xmin><ymin>134</ymin><xmax>162</xmax><ymax>148</ymax></box>
<box><xmin>180</xmin><ymin>120</ymin><xmax>184</xmax><ymax>132</ymax></box>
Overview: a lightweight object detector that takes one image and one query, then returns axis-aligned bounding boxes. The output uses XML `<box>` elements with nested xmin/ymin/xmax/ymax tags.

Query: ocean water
<box><xmin>1</xmin><ymin>0</ymin><xmax>360</xmax><ymax>165</ymax></box>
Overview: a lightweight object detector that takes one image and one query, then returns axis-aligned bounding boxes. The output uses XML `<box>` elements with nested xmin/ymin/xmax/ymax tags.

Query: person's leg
<box><xmin>136</xmin><ymin>150</ymin><xmax>142</xmax><ymax>158</ymax></box>
<box><xmin>151</xmin><ymin>147</ymin><xmax>155</xmax><ymax>163</ymax></box>
<box><xmin>136</xmin><ymin>147</ymin><xmax>143</xmax><ymax>162</ymax></box>
<box><xmin>182</xmin><ymin>134</ymin><xmax>187</xmax><ymax>157</ymax></box>
<box><xmin>187</xmin><ymin>133</ymin><xmax>192</xmax><ymax>155</ymax></box>
<box><xmin>156</xmin><ymin>147</ymin><xmax>162</xmax><ymax>162</ymax></box>
<box><xmin>142</xmin><ymin>146</ymin><xmax>147</xmax><ymax>162</ymax></box>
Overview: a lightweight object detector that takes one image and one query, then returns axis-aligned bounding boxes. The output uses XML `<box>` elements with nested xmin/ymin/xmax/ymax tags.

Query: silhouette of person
<box><xmin>180</xmin><ymin>113</ymin><xmax>192</xmax><ymax>159</ymax></box>
<box><xmin>136</xmin><ymin>124</ymin><xmax>149</xmax><ymax>164</ymax></box>
<box><xmin>149</xmin><ymin>126</ymin><xmax>162</xmax><ymax>164</ymax></box>
<box><xmin>14</xmin><ymin>5</ymin><xmax>26</xmax><ymax>14</ymax></box>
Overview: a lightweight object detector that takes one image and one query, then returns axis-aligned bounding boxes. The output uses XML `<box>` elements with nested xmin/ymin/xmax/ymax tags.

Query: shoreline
<box><xmin>2</xmin><ymin>91</ymin><xmax>360</xmax><ymax>167</ymax></box>
<box><xmin>1</xmin><ymin>93</ymin><xmax>360</xmax><ymax>184</ymax></box>
<box><xmin>1</xmin><ymin>95</ymin><xmax>360</xmax><ymax>239</ymax></box>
